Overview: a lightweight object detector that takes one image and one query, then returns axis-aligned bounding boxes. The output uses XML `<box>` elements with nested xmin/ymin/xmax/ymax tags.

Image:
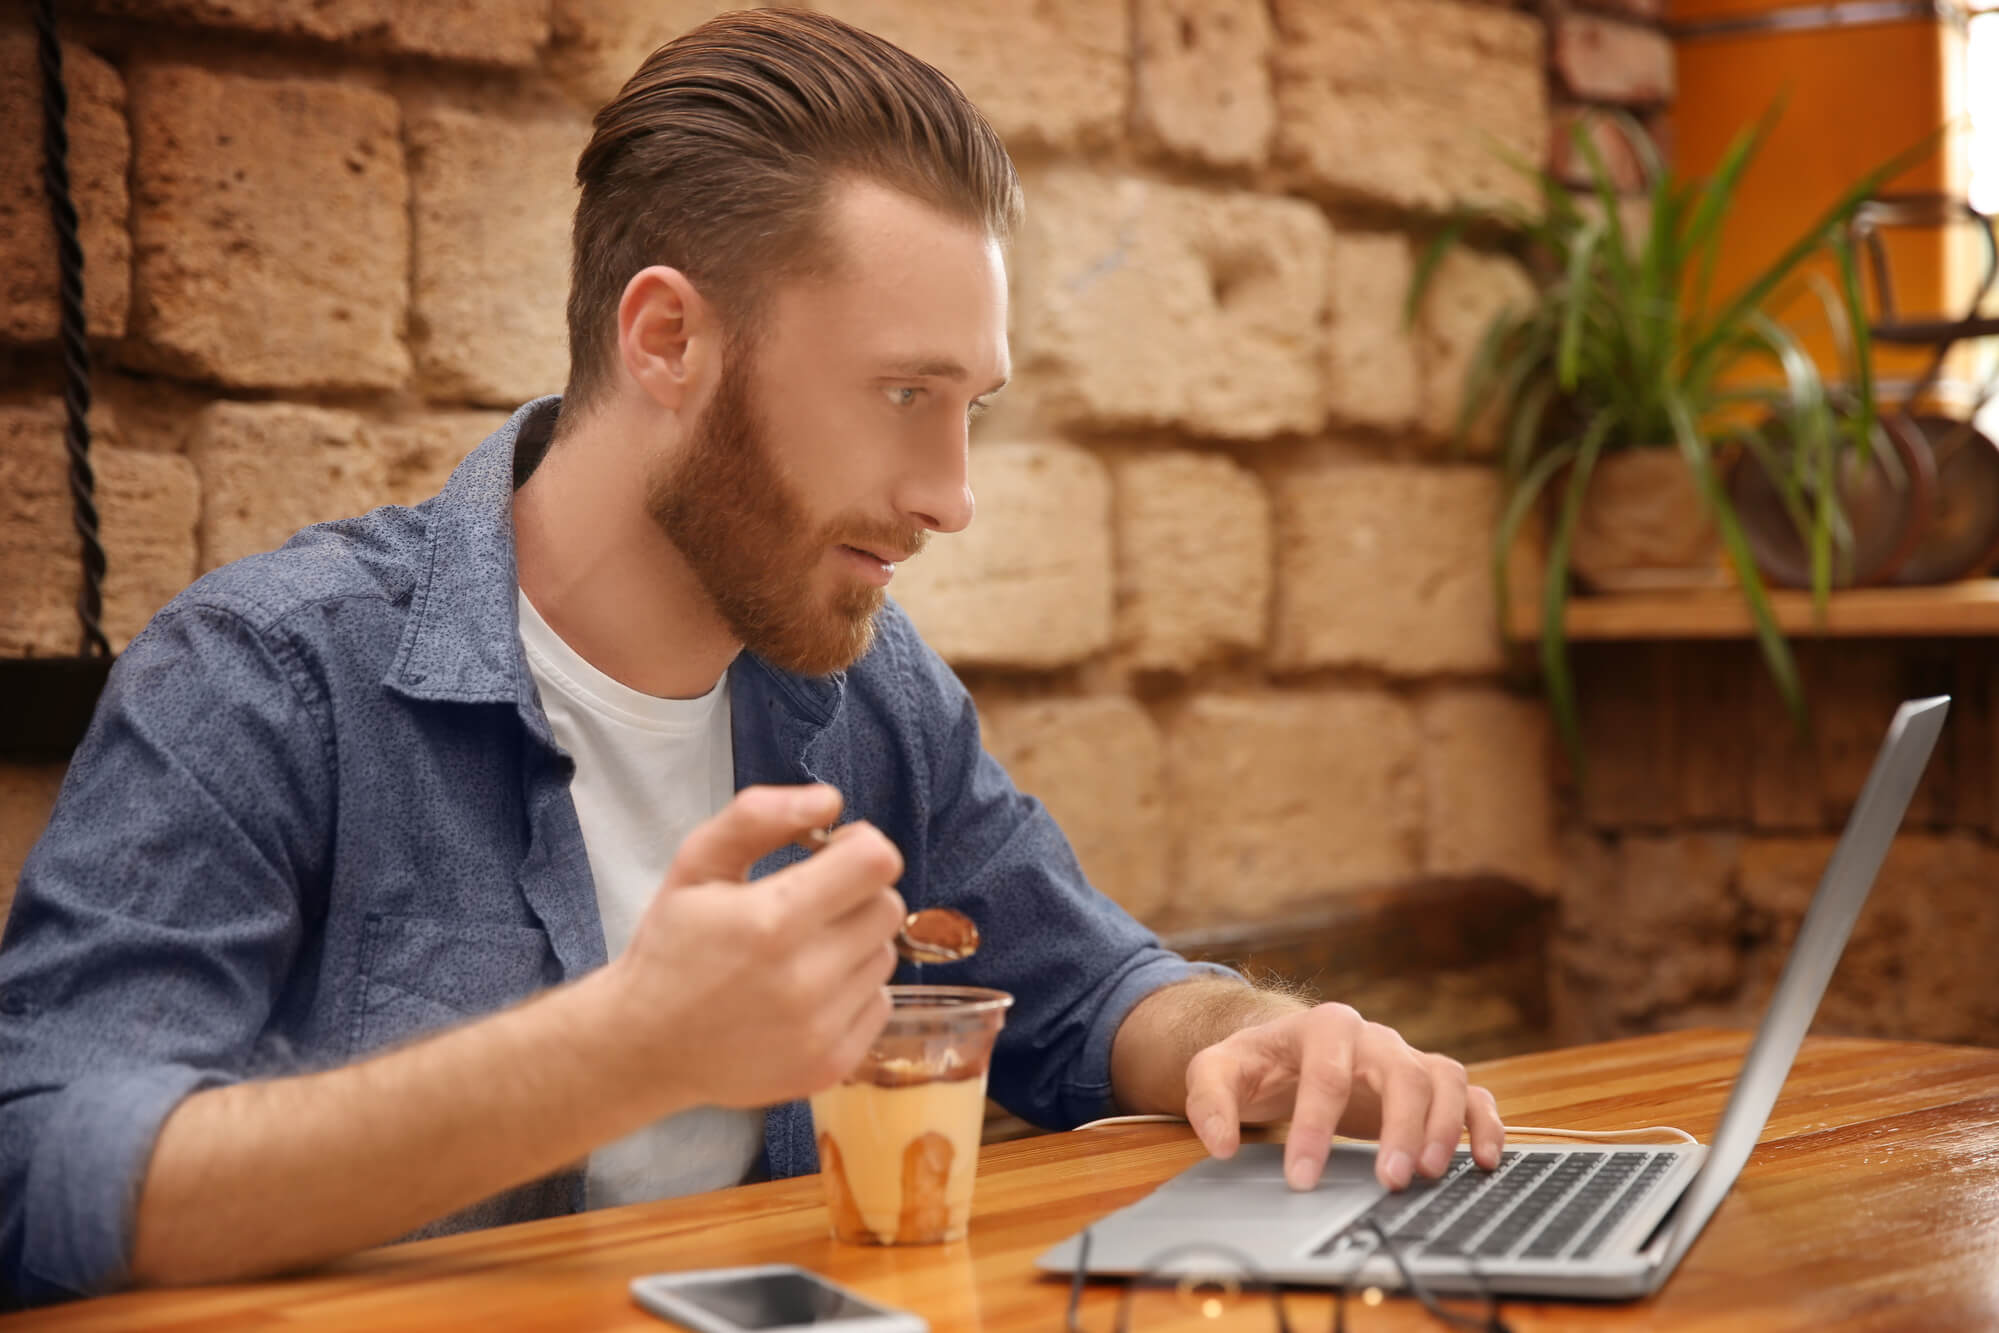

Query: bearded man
<box><xmin>0</xmin><ymin>8</ymin><xmax>1501</xmax><ymax>1308</ymax></box>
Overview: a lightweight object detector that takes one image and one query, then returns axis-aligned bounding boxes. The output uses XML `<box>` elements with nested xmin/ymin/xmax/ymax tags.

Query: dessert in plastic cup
<box><xmin>809</xmin><ymin>985</ymin><xmax>1013</xmax><ymax>1245</ymax></box>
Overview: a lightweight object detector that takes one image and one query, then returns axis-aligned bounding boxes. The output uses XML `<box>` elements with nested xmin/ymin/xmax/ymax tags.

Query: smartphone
<box><xmin>630</xmin><ymin>1264</ymin><xmax>929</xmax><ymax>1333</ymax></box>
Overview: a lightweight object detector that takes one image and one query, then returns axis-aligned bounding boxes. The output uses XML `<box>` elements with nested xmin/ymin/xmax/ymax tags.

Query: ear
<box><xmin>617</xmin><ymin>266</ymin><xmax>720</xmax><ymax>413</ymax></box>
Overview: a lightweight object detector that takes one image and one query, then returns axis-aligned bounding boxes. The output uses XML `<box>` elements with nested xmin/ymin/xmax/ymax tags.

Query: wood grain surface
<box><xmin>8</xmin><ymin>1028</ymin><xmax>1997</xmax><ymax>1331</ymax></box>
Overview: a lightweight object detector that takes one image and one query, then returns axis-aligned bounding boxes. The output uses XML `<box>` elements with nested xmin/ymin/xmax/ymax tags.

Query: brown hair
<box><xmin>562</xmin><ymin>7</ymin><xmax>1023</xmax><ymax>414</ymax></box>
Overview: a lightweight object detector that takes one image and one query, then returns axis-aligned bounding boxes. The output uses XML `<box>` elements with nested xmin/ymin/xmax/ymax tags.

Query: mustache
<box><xmin>834</xmin><ymin>523</ymin><xmax>930</xmax><ymax>564</ymax></box>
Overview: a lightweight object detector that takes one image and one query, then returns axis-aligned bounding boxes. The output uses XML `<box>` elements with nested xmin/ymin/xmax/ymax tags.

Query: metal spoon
<box><xmin>797</xmin><ymin>827</ymin><xmax>979</xmax><ymax>964</ymax></box>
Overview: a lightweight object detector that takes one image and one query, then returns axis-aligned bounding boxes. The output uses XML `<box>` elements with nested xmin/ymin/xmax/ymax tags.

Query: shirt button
<box><xmin>0</xmin><ymin>991</ymin><xmax>28</xmax><ymax>1017</ymax></box>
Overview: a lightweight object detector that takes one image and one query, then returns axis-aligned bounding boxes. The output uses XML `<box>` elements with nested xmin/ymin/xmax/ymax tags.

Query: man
<box><xmin>0</xmin><ymin>9</ymin><xmax>1502</xmax><ymax>1307</ymax></box>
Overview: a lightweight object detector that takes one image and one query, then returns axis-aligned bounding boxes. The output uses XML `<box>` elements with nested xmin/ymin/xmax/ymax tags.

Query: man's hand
<box><xmin>1181</xmin><ymin>1002</ymin><xmax>1505</xmax><ymax>1193</ymax></box>
<box><xmin>605</xmin><ymin>782</ymin><xmax>906</xmax><ymax>1109</ymax></box>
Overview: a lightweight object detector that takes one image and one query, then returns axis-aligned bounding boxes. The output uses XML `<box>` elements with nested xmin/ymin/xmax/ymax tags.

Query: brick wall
<box><xmin>0</xmin><ymin>3</ymin><xmax>1666</xmax><ymax>1032</ymax></box>
<box><xmin>1557</xmin><ymin>639</ymin><xmax>1999</xmax><ymax>1050</ymax></box>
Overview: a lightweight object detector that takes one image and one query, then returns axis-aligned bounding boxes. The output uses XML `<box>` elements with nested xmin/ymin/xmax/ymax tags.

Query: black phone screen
<box><xmin>669</xmin><ymin>1271</ymin><xmax>887</xmax><ymax>1328</ymax></box>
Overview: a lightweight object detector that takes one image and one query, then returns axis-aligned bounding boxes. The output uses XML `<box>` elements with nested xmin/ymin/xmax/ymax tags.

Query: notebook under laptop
<box><xmin>1037</xmin><ymin>696</ymin><xmax>1950</xmax><ymax>1301</ymax></box>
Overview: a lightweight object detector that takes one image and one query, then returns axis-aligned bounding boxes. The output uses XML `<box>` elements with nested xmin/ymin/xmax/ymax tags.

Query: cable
<box><xmin>1071</xmin><ymin>1115</ymin><xmax>1698</xmax><ymax>1144</ymax></box>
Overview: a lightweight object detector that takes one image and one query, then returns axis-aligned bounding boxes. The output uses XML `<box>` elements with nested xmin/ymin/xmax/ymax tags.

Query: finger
<box><xmin>1181</xmin><ymin>1042</ymin><xmax>1249</xmax><ymax>1160</ymax></box>
<box><xmin>1417</xmin><ymin>1055</ymin><xmax>1469</xmax><ymax>1179</ymax></box>
<box><xmin>1282</xmin><ymin>1008</ymin><xmax>1360</xmax><ymax>1192</ymax></box>
<box><xmin>809</xmin><ymin>886</ymin><xmax>908</xmax><ymax>979</ymax></box>
<box><xmin>818</xmin><ymin>975</ymin><xmax>894</xmax><ymax>1088</ymax></box>
<box><xmin>665</xmin><ymin>784</ymin><xmax>844</xmax><ymax>889</ymax></box>
<box><xmin>1467</xmin><ymin>1084</ymin><xmax>1505</xmax><ymax>1169</ymax></box>
<box><xmin>774</xmin><ymin>822</ymin><xmax>905</xmax><ymax>927</ymax></box>
<box><xmin>1369</xmin><ymin>1037</ymin><xmax>1435</xmax><ymax>1191</ymax></box>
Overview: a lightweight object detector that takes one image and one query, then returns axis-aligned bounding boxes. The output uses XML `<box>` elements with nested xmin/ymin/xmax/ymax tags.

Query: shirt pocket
<box><xmin>352</xmin><ymin>913</ymin><xmax>556</xmax><ymax>1057</ymax></box>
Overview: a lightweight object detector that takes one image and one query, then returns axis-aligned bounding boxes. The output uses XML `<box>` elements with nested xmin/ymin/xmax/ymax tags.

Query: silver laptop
<box><xmin>1038</xmin><ymin>696</ymin><xmax>1949</xmax><ymax>1301</ymax></box>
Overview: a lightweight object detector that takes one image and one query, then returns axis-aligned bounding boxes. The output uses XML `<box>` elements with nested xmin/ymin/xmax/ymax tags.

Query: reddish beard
<box><xmin>646</xmin><ymin>344</ymin><xmax>926</xmax><ymax>677</ymax></box>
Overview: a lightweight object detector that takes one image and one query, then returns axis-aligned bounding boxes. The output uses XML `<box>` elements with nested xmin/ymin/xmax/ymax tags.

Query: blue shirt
<box><xmin>0</xmin><ymin>398</ymin><xmax>1230</xmax><ymax>1307</ymax></box>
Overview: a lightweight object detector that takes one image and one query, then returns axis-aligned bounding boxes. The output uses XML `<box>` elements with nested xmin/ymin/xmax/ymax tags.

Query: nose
<box><xmin>898</xmin><ymin>435</ymin><xmax>976</xmax><ymax>535</ymax></box>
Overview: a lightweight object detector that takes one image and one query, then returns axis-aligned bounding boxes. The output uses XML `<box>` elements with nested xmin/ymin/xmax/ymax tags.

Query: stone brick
<box><xmin>186</xmin><ymin>402</ymin><xmax>391</xmax><ymax>571</ymax></box>
<box><xmin>1731</xmin><ymin>835</ymin><xmax>1999</xmax><ymax>1042</ymax></box>
<box><xmin>0</xmin><ymin>402</ymin><xmax>199</xmax><ymax>656</ymax></box>
<box><xmin>1271</xmin><ymin>463</ymin><xmax>1504</xmax><ymax>675</ymax></box>
<box><xmin>1419</xmin><ymin>689</ymin><xmax>1560</xmax><ymax>892</ymax></box>
<box><xmin>376</xmin><ymin>411</ymin><xmax>513</xmax><ymax>508</ymax></box>
<box><xmin>547</xmin><ymin>1</ymin><xmax>764</xmax><ymax>110</ymax></box>
<box><xmin>1417</xmin><ymin>247</ymin><xmax>1537</xmax><ymax>451</ymax></box>
<box><xmin>1271</xmin><ymin>0</ymin><xmax>1547</xmax><ymax>215</ymax></box>
<box><xmin>127</xmin><ymin>65</ymin><xmax>408</xmax><ymax>392</ymax></box>
<box><xmin>0</xmin><ymin>33</ymin><xmax>129</xmax><ymax>342</ymax></box>
<box><xmin>1549</xmin><ymin>103</ymin><xmax>1647</xmax><ymax>193</ymax></box>
<box><xmin>0</xmin><ymin>763</ymin><xmax>66</xmax><ymax>929</ymax></box>
<box><xmin>1556</xmin><ymin>832</ymin><xmax>1742</xmax><ymax>1029</ymax></box>
<box><xmin>1015</xmin><ymin>170</ymin><xmax>1332</xmax><ymax>438</ymax></box>
<box><xmin>974</xmin><ymin>695</ymin><xmax>1170</xmax><ymax>924</ymax></box>
<box><xmin>409</xmin><ymin>109</ymin><xmax>587</xmax><ymax>407</ymax></box>
<box><xmin>1113</xmin><ymin>452</ymin><xmax>1269</xmax><ymax>672</ymax></box>
<box><xmin>80</xmin><ymin>0</ymin><xmax>548</xmax><ymax>66</ymax></box>
<box><xmin>890</xmin><ymin>442</ymin><xmax>1112</xmax><ymax>669</ymax></box>
<box><xmin>1167</xmin><ymin>692</ymin><xmax>1422</xmax><ymax>925</ymax></box>
<box><xmin>1553</xmin><ymin>13</ymin><xmax>1675</xmax><ymax>106</ymax></box>
<box><xmin>1132</xmin><ymin>0</ymin><xmax>1275</xmax><ymax>169</ymax></box>
<box><xmin>812</xmin><ymin>0</ymin><xmax>1127</xmax><ymax>153</ymax></box>
<box><xmin>1326</xmin><ymin>231</ymin><xmax>1421</xmax><ymax>433</ymax></box>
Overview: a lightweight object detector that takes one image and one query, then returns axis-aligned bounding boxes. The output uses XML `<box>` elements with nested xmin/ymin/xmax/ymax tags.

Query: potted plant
<box><xmin>1408</xmin><ymin>107</ymin><xmax>1938</xmax><ymax>771</ymax></box>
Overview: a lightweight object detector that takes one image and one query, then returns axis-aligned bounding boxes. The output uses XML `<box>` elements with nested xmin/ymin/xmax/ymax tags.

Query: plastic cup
<box><xmin>808</xmin><ymin>985</ymin><xmax>1013</xmax><ymax>1245</ymax></box>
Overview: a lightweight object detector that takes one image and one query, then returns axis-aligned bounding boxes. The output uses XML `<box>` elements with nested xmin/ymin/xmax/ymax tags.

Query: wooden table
<box><xmin>10</xmin><ymin>1028</ymin><xmax>1999</xmax><ymax>1331</ymax></box>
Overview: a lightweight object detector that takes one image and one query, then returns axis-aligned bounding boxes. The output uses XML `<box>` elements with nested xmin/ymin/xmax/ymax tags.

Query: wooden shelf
<box><xmin>1507</xmin><ymin>579</ymin><xmax>1999</xmax><ymax>641</ymax></box>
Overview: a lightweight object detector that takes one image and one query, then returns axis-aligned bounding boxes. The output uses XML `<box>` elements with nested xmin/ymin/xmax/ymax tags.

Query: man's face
<box><xmin>647</xmin><ymin>178</ymin><xmax>1010</xmax><ymax>677</ymax></box>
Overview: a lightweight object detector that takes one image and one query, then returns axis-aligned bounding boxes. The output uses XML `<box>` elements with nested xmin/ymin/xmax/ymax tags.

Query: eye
<box><xmin>884</xmin><ymin>386</ymin><xmax>922</xmax><ymax>408</ymax></box>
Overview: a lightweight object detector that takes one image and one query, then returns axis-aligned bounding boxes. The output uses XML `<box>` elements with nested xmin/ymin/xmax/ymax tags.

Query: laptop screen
<box><xmin>1655</xmin><ymin>696</ymin><xmax>1949</xmax><ymax>1280</ymax></box>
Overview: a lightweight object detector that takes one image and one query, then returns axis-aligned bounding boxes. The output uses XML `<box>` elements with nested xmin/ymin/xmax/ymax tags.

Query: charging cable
<box><xmin>1072</xmin><ymin>1114</ymin><xmax>1697</xmax><ymax>1145</ymax></box>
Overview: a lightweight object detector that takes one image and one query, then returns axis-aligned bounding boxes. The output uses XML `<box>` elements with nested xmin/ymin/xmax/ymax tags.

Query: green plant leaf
<box><xmin>1540</xmin><ymin>413</ymin><xmax>1617</xmax><ymax>776</ymax></box>
<box><xmin>1566</xmin><ymin>118</ymin><xmax>1635</xmax><ymax>294</ymax></box>
<box><xmin>1405</xmin><ymin>212</ymin><xmax>1476</xmax><ymax>331</ymax></box>
<box><xmin>1667</xmin><ymin>396</ymin><xmax>1810</xmax><ymax>735</ymax></box>
<box><xmin>1689</xmin><ymin>127</ymin><xmax>1946</xmax><ymax>381</ymax></box>
<box><xmin>1452</xmin><ymin>309</ymin><xmax>1524</xmax><ymax>454</ymax></box>
<box><xmin>1830</xmin><ymin>226</ymin><xmax>1877</xmax><ymax>463</ymax></box>
<box><xmin>1492</xmin><ymin>432</ymin><xmax>1575</xmax><ymax>641</ymax></box>
<box><xmin>1683</xmin><ymin>104</ymin><xmax>1781</xmax><ymax>334</ymax></box>
<box><xmin>1557</xmin><ymin>218</ymin><xmax>1608</xmax><ymax>391</ymax></box>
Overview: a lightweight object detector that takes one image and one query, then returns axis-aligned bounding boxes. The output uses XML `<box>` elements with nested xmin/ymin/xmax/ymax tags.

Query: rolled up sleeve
<box><xmin>11</xmin><ymin>1065</ymin><xmax>234</xmax><ymax>1303</ymax></box>
<box><xmin>879</xmin><ymin>608</ymin><xmax>1245</xmax><ymax>1131</ymax></box>
<box><xmin>0</xmin><ymin>602</ymin><xmax>330</xmax><ymax>1306</ymax></box>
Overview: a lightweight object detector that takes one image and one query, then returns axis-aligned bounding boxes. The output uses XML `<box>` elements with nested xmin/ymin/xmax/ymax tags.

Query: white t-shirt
<box><xmin>516</xmin><ymin>591</ymin><xmax>764</xmax><ymax>1209</ymax></box>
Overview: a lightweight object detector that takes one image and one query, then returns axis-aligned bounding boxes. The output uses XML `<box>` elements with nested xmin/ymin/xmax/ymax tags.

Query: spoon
<box><xmin>797</xmin><ymin>827</ymin><xmax>979</xmax><ymax>964</ymax></box>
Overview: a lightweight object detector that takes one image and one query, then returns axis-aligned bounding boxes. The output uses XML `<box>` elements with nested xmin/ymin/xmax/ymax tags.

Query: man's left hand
<box><xmin>1182</xmin><ymin>1002</ymin><xmax>1505</xmax><ymax>1192</ymax></box>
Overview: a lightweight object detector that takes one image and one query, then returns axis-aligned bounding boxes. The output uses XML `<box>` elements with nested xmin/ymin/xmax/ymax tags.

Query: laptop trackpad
<box><xmin>1040</xmin><ymin>1143</ymin><xmax>1385</xmax><ymax>1274</ymax></box>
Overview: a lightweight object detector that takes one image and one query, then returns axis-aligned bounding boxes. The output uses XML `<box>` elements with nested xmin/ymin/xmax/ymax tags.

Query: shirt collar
<box><xmin>386</xmin><ymin>395</ymin><xmax>847</xmax><ymax>736</ymax></box>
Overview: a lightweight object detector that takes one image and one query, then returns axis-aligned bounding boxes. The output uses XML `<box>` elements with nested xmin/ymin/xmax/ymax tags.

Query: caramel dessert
<box><xmin>810</xmin><ymin>1052</ymin><xmax>989</xmax><ymax>1244</ymax></box>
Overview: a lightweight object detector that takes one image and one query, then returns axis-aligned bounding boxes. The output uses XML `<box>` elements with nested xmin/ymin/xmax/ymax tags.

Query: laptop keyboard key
<box><xmin>1520</xmin><ymin>1153</ymin><xmax>1651</xmax><ymax>1260</ymax></box>
<box><xmin>1570</xmin><ymin>1153</ymin><xmax>1675</xmax><ymax>1259</ymax></box>
<box><xmin>1421</xmin><ymin>1154</ymin><xmax>1561</xmax><ymax>1255</ymax></box>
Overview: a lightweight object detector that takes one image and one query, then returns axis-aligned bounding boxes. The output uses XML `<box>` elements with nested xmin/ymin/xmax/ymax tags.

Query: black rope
<box><xmin>35</xmin><ymin>0</ymin><xmax>110</xmax><ymax>660</ymax></box>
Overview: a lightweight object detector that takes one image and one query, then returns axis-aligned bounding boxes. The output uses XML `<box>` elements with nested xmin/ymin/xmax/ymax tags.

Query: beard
<box><xmin>645</xmin><ymin>344</ymin><xmax>926</xmax><ymax>678</ymax></box>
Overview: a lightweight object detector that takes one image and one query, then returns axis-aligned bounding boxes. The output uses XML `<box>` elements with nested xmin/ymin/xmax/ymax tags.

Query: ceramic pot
<box><xmin>1567</xmin><ymin>449</ymin><xmax>1727</xmax><ymax>592</ymax></box>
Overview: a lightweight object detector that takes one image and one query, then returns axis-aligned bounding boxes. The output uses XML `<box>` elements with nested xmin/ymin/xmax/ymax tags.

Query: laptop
<box><xmin>1038</xmin><ymin>696</ymin><xmax>1950</xmax><ymax>1301</ymax></box>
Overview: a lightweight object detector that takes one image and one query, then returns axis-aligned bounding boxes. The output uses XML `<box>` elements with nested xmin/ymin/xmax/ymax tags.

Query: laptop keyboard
<box><xmin>1313</xmin><ymin>1149</ymin><xmax>1675</xmax><ymax>1264</ymax></box>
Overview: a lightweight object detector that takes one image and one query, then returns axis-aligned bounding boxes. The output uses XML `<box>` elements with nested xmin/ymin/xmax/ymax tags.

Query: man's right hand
<box><xmin>604</xmin><ymin>783</ymin><xmax>906</xmax><ymax>1110</ymax></box>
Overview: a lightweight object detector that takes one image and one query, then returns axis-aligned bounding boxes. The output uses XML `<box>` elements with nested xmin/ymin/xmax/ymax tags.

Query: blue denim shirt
<box><xmin>0</xmin><ymin>397</ymin><xmax>1229</xmax><ymax>1307</ymax></box>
